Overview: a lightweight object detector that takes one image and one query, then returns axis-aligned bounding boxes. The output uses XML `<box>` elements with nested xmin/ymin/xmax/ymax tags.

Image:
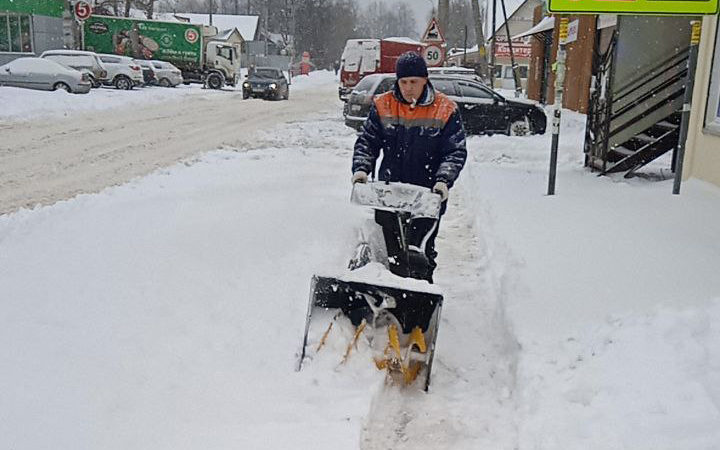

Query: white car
<box><xmin>150</xmin><ymin>60</ymin><xmax>183</xmax><ymax>87</ymax></box>
<box><xmin>97</xmin><ymin>54</ymin><xmax>144</xmax><ymax>90</ymax></box>
<box><xmin>0</xmin><ymin>57</ymin><xmax>92</xmax><ymax>94</ymax></box>
<box><xmin>39</xmin><ymin>50</ymin><xmax>107</xmax><ymax>88</ymax></box>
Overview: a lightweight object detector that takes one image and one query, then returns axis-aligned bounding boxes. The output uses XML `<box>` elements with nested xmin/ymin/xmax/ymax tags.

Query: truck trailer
<box><xmin>339</xmin><ymin>37</ymin><xmax>425</xmax><ymax>101</ymax></box>
<box><xmin>83</xmin><ymin>15</ymin><xmax>241</xmax><ymax>89</ymax></box>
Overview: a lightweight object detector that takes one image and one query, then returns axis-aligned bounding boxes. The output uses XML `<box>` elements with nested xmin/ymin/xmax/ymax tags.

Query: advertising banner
<box><xmin>83</xmin><ymin>15</ymin><xmax>202</xmax><ymax>67</ymax></box>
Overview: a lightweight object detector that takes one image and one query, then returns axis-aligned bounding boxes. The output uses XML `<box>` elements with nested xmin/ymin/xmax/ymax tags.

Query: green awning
<box><xmin>0</xmin><ymin>0</ymin><xmax>65</xmax><ymax>18</ymax></box>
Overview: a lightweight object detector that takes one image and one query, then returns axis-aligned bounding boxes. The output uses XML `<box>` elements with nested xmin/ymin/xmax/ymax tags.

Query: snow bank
<box><xmin>461</xmin><ymin>107</ymin><xmax>720</xmax><ymax>448</ymax></box>
<box><xmin>0</xmin><ymin>84</ymin><xmax>225</xmax><ymax>122</ymax></box>
<box><xmin>291</xmin><ymin>70</ymin><xmax>338</xmax><ymax>91</ymax></box>
<box><xmin>0</xmin><ymin>111</ymin><xmax>381</xmax><ymax>450</ymax></box>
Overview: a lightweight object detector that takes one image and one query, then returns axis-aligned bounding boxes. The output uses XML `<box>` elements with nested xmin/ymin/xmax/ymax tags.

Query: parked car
<box><xmin>39</xmin><ymin>50</ymin><xmax>107</xmax><ymax>88</ymax></box>
<box><xmin>150</xmin><ymin>60</ymin><xmax>183</xmax><ymax>87</ymax></box>
<box><xmin>134</xmin><ymin>59</ymin><xmax>157</xmax><ymax>85</ymax></box>
<box><xmin>97</xmin><ymin>54</ymin><xmax>144</xmax><ymax>89</ymax></box>
<box><xmin>343</xmin><ymin>73</ymin><xmax>546</xmax><ymax>136</ymax></box>
<box><xmin>428</xmin><ymin>66</ymin><xmax>481</xmax><ymax>81</ymax></box>
<box><xmin>0</xmin><ymin>57</ymin><xmax>92</xmax><ymax>94</ymax></box>
<box><xmin>242</xmin><ymin>67</ymin><xmax>289</xmax><ymax>100</ymax></box>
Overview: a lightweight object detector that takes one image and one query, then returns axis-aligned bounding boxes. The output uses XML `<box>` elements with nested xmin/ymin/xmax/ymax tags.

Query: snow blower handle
<box><xmin>350</xmin><ymin>182</ymin><xmax>442</xmax><ymax>219</ymax></box>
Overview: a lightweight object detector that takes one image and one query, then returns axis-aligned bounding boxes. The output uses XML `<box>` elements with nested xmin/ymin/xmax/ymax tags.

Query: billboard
<box><xmin>548</xmin><ymin>0</ymin><xmax>718</xmax><ymax>15</ymax></box>
<box><xmin>494</xmin><ymin>36</ymin><xmax>532</xmax><ymax>59</ymax></box>
<box><xmin>83</xmin><ymin>15</ymin><xmax>202</xmax><ymax>67</ymax></box>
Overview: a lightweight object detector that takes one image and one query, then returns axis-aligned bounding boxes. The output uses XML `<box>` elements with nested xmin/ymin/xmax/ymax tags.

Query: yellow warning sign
<box><xmin>548</xmin><ymin>0</ymin><xmax>718</xmax><ymax>15</ymax></box>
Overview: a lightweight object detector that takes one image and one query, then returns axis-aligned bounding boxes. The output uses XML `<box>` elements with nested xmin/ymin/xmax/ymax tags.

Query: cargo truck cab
<box><xmin>202</xmin><ymin>41</ymin><xmax>241</xmax><ymax>89</ymax></box>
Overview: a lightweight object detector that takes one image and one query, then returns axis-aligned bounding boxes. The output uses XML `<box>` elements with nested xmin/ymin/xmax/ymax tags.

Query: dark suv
<box><xmin>344</xmin><ymin>73</ymin><xmax>546</xmax><ymax>136</ymax></box>
<box><xmin>242</xmin><ymin>67</ymin><xmax>290</xmax><ymax>100</ymax></box>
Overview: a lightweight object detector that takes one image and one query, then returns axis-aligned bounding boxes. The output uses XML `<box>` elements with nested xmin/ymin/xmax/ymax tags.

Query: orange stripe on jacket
<box><xmin>374</xmin><ymin>90</ymin><xmax>457</xmax><ymax>130</ymax></box>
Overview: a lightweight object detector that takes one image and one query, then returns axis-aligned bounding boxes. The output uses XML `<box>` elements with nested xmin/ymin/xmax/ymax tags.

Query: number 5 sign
<box><xmin>423</xmin><ymin>44</ymin><xmax>445</xmax><ymax>67</ymax></box>
<box><xmin>74</xmin><ymin>1</ymin><xmax>92</xmax><ymax>21</ymax></box>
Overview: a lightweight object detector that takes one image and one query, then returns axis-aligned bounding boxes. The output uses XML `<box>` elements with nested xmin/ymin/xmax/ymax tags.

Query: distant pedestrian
<box><xmin>333</xmin><ymin>60</ymin><xmax>340</xmax><ymax>75</ymax></box>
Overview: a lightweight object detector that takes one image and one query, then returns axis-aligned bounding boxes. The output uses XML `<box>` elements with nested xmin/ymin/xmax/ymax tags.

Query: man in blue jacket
<box><xmin>351</xmin><ymin>51</ymin><xmax>467</xmax><ymax>283</ymax></box>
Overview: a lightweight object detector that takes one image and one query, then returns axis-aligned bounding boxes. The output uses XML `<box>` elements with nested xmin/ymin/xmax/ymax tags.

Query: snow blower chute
<box><xmin>297</xmin><ymin>182</ymin><xmax>444</xmax><ymax>391</ymax></box>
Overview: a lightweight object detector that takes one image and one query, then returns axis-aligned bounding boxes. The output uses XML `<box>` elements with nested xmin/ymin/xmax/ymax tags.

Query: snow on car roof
<box><xmin>41</xmin><ymin>49</ymin><xmax>99</xmax><ymax>56</ymax></box>
<box><xmin>3</xmin><ymin>57</ymin><xmax>78</xmax><ymax>75</ymax></box>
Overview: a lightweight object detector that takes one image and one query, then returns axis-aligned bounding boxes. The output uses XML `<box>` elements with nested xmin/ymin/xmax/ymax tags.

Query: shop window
<box><xmin>0</xmin><ymin>14</ymin><xmax>33</xmax><ymax>53</ymax></box>
<box><xmin>706</xmin><ymin>24</ymin><xmax>720</xmax><ymax>135</ymax></box>
<box><xmin>493</xmin><ymin>64</ymin><xmax>502</xmax><ymax>78</ymax></box>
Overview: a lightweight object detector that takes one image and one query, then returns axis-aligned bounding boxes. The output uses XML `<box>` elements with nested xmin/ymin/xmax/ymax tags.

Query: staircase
<box><xmin>584</xmin><ymin>17</ymin><xmax>693</xmax><ymax>178</ymax></box>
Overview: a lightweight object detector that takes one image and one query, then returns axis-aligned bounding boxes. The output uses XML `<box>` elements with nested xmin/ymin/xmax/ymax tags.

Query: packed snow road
<box><xmin>0</xmin><ymin>78</ymin><xmax>337</xmax><ymax>215</ymax></box>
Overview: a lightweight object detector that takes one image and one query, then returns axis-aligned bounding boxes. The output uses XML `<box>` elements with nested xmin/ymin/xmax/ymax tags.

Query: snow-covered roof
<box><xmin>214</xmin><ymin>28</ymin><xmax>240</xmax><ymax>41</ymax></box>
<box><xmin>511</xmin><ymin>16</ymin><xmax>554</xmax><ymax>40</ymax></box>
<box><xmin>447</xmin><ymin>45</ymin><xmax>479</xmax><ymax>57</ymax></box>
<box><xmin>171</xmin><ymin>13</ymin><xmax>259</xmax><ymax>41</ymax></box>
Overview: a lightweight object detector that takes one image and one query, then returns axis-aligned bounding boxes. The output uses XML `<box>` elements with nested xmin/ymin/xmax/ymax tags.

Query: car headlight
<box><xmin>269</xmin><ymin>83</ymin><xmax>277</xmax><ymax>90</ymax></box>
<box><xmin>243</xmin><ymin>82</ymin><xmax>250</xmax><ymax>88</ymax></box>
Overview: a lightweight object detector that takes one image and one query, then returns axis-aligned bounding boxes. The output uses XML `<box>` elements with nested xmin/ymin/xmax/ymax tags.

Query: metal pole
<box><xmin>463</xmin><ymin>24</ymin><xmax>468</xmax><ymax>66</ymax></box>
<box><xmin>491</xmin><ymin>0</ymin><xmax>496</xmax><ymax>88</ymax></box>
<box><xmin>548</xmin><ymin>16</ymin><xmax>568</xmax><ymax>196</ymax></box>
<box><xmin>499</xmin><ymin>0</ymin><xmax>521</xmax><ymax>97</ymax></box>
<box><xmin>673</xmin><ymin>20</ymin><xmax>702</xmax><ymax>195</ymax></box>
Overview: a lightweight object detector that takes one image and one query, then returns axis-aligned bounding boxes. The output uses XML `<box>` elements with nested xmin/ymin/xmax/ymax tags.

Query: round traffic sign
<box><xmin>74</xmin><ymin>1</ymin><xmax>92</xmax><ymax>21</ymax></box>
<box><xmin>422</xmin><ymin>44</ymin><xmax>444</xmax><ymax>67</ymax></box>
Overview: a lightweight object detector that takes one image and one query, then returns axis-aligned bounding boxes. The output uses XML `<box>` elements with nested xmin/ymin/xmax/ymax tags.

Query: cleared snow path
<box><xmin>360</xmin><ymin>184</ymin><xmax>519</xmax><ymax>449</ymax></box>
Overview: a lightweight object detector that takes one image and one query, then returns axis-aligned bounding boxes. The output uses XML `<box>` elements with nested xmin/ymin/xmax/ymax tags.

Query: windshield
<box><xmin>254</xmin><ymin>69</ymin><xmax>280</xmax><ymax>78</ymax></box>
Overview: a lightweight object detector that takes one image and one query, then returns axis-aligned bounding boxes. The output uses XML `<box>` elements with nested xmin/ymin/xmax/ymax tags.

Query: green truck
<box><xmin>83</xmin><ymin>15</ymin><xmax>241</xmax><ymax>89</ymax></box>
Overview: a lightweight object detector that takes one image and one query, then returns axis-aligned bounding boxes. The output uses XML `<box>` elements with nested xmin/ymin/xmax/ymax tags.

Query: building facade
<box><xmin>684</xmin><ymin>15</ymin><xmax>720</xmax><ymax>188</ymax></box>
<box><xmin>0</xmin><ymin>0</ymin><xmax>66</xmax><ymax>65</ymax></box>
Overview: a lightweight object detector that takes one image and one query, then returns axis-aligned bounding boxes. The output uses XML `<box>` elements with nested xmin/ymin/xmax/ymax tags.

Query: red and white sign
<box><xmin>421</xmin><ymin>18</ymin><xmax>445</xmax><ymax>44</ymax></box>
<box><xmin>74</xmin><ymin>1</ymin><xmax>92</xmax><ymax>21</ymax></box>
<box><xmin>493</xmin><ymin>36</ymin><xmax>532</xmax><ymax>59</ymax></box>
<box><xmin>422</xmin><ymin>44</ymin><xmax>445</xmax><ymax>67</ymax></box>
<box><xmin>184</xmin><ymin>28</ymin><xmax>199</xmax><ymax>44</ymax></box>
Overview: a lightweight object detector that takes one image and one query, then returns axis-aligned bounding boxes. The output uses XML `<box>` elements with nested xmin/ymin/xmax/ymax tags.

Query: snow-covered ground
<box><xmin>1</xmin><ymin>73</ymin><xmax>719</xmax><ymax>449</ymax></box>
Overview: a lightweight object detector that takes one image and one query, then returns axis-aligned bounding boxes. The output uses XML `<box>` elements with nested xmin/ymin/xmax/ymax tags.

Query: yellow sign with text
<box><xmin>548</xmin><ymin>0</ymin><xmax>718</xmax><ymax>15</ymax></box>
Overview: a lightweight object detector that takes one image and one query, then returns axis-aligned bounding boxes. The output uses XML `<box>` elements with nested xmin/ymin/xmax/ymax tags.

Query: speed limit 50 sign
<box><xmin>422</xmin><ymin>44</ymin><xmax>444</xmax><ymax>67</ymax></box>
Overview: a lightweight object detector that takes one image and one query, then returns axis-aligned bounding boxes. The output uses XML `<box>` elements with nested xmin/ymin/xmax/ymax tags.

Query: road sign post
<box><xmin>74</xmin><ymin>1</ymin><xmax>91</xmax><ymax>50</ymax></box>
<box><xmin>548</xmin><ymin>17</ymin><xmax>568</xmax><ymax>196</ymax></box>
<box><xmin>422</xmin><ymin>18</ymin><xmax>446</xmax><ymax>67</ymax></box>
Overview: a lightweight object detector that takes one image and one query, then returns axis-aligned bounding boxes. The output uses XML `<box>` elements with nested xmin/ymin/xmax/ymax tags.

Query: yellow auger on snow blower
<box><xmin>296</xmin><ymin>182</ymin><xmax>444</xmax><ymax>391</ymax></box>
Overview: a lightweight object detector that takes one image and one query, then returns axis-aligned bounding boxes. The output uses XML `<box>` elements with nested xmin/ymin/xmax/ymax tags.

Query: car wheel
<box><xmin>89</xmin><ymin>76</ymin><xmax>101</xmax><ymax>88</ymax></box>
<box><xmin>52</xmin><ymin>82</ymin><xmax>71</xmax><ymax>92</ymax></box>
<box><xmin>114</xmin><ymin>76</ymin><xmax>132</xmax><ymax>90</ymax></box>
<box><xmin>207</xmin><ymin>73</ymin><xmax>223</xmax><ymax>89</ymax></box>
<box><xmin>159</xmin><ymin>78</ymin><xmax>171</xmax><ymax>87</ymax></box>
<box><xmin>509</xmin><ymin>118</ymin><xmax>531</xmax><ymax>136</ymax></box>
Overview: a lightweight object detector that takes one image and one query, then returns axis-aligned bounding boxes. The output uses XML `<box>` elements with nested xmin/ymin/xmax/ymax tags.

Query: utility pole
<box><xmin>547</xmin><ymin>17</ymin><xmax>568</xmax><ymax>196</ymax></box>
<box><xmin>500</xmin><ymin>0</ymin><xmax>522</xmax><ymax>97</ymax></box>
<box><xmin>438</xmin><ymin>0</ymin><xmax>449</xmax><ymax>37</ymax></box>
<box><xmin>491</xmin><ymin>0</ymin><xmax>497</xmax><ymax>88</ymax></box>
<box><xmin>471</xmin><ymin>0</ymin><xmax>489</xmax><ymax>81</ymax></box>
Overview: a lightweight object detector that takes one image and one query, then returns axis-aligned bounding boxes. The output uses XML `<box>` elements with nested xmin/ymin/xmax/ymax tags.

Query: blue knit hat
<box><xmin>396</xmin><ymin>51</ymin><xmax>428</xmax><ymax>79</ymax></box>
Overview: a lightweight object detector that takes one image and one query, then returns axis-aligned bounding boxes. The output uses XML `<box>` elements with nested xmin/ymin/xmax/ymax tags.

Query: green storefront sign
<box><xmin>0</xmin><ymin>0</ymin><xmax>64</xmax><ymax>17</ymax></box>
<box><xmin>83</xmin><ymin>15</ymin><xmax>202</xmax><ymax>68</ymax></box>
<box><xmin>548</xmin><ymin>0</ymin><xmax>719</xmax><ymax>15</ymax></box>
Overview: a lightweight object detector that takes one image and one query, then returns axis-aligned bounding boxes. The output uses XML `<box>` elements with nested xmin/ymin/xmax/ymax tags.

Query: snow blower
<box><xmin>297</xmin><ymin>182</ymin><xmax>444</xmax><ymax>391</ymax></box>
